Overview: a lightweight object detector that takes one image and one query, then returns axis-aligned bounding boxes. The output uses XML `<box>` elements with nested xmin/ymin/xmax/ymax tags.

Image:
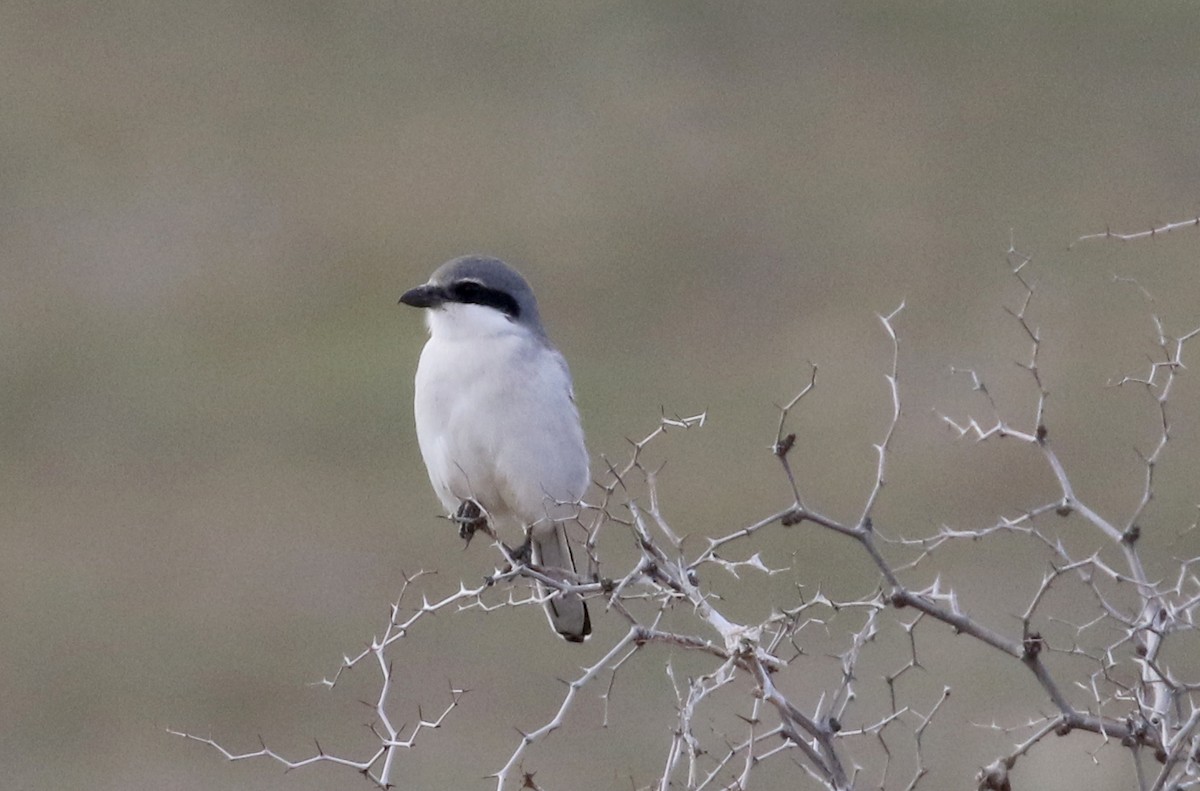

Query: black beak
<box><xmin>399</xmin><ymin>284</ymin><xmax>446</xmax><ymax>308</ymax></box>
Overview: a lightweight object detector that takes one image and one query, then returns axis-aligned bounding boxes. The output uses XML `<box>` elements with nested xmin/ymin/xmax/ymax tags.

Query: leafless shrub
<box><xmin>173</xmin><ymin>225</ymin><xmax>1200</xmax><ymax>791</ymax></box>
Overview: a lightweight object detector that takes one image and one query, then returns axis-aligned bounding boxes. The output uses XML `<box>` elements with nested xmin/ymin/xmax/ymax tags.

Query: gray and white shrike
<box><xmin>399</xmin><ymin>255</ymin><xmax>592</xmax><ymax>642</ymax></box>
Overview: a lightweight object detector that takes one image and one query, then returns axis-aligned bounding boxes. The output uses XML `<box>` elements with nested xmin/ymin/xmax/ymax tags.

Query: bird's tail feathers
<box><xmin>531</xmin><ymin>524</ymin><xmax>591</xmax><ymax>642</ymax></box>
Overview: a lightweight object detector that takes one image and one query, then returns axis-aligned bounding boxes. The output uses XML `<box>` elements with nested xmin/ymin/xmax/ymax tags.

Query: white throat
<box><xmin>425</xmin><ymin>302</ymin><xmax>521</xmax><ymax>342</ymax></box>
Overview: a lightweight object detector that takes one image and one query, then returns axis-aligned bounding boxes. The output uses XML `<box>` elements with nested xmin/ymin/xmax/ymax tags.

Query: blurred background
<box><xmin>4</xmin><ymin>2</ymin><xmax>1200</xmax><ymax>789</ymax></box>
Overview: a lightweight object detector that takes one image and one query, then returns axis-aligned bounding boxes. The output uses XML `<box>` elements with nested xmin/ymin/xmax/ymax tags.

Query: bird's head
<box><xmin>400</xmin><ymin>255</ymin><xmax>546</xmax><ymax>340</ymax></box>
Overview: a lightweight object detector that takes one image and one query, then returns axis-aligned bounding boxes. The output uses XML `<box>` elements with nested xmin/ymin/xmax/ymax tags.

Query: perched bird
<box><xmin>399</xmin><ymin>255</ymin><xmax>592</xmax><ymax>642</ymax></box>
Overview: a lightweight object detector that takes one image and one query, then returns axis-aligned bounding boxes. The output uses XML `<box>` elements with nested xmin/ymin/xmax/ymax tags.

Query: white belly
<box><xmin>413</xmin><ymin>330</ymin><xmax>589</xmax><ymax>533</ymax></box>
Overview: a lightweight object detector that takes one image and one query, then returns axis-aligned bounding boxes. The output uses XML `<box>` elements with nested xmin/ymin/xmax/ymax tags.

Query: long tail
<box><xmin>530</xmin><ymin>523</ymin><xmax>591</xmax><ymax>642</ymax></box>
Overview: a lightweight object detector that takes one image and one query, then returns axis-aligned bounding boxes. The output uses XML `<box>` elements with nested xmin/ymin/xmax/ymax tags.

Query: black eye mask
<box><xmin>450</xmin><ymin>280</ymin><xmax>521</xmax><ymax>319</ymax></box>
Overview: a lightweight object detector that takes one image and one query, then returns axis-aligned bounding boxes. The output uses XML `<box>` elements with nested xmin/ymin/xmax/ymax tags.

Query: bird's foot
<box><xmin>501</xmin><ymin>533</ymin><xmax>533</xmax><ymax>567</ymax></box>
<box><xmin>453</xmin><ymin>500</ymin><xmax>492</xmax><ymax>546</ymax></box>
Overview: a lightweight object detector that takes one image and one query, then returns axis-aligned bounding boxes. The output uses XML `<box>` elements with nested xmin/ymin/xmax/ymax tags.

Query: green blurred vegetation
<box><xmin>3</xmin><ymin>2</ymin><xmax>1200</xmax><ymax>789</ymax></box>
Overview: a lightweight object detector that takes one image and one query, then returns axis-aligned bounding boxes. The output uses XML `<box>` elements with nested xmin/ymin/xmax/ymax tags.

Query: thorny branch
<box><xmin>1072</xmin><ymin>214</ymin><xmax>1200</xmax><ymax>247</ymax></box>
<box><xmin>173</xmin><ymin>238</ymin><xmax>1200</xmax><ymax>790</ymax></box>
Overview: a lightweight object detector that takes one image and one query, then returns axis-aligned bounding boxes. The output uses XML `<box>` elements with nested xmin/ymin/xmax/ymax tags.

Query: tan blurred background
<box><xmin>4</xmin><ymin>2</ymin><xmax>1200</xmax><ymax>789</ymax></box>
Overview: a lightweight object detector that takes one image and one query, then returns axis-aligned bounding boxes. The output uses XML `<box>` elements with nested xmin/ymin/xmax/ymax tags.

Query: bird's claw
<box><xmin>453</xmin><ymin>500</ymin><xmax>491</xmax><ymax>545</ymax></box>
<box><xmin>502</xmin><ymin>535</ymin><xmax>533</xmax><ymax>567</ymax></box>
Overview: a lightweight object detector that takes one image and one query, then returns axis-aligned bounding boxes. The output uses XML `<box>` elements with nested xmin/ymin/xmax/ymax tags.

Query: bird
<box><xmin>399</xmin><ymin>255</ymin><xmax>592</xmax><ymax>642</ymax></box>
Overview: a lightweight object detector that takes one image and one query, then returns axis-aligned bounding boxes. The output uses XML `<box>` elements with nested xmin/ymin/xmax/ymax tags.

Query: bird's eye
<box><xmin>453</xmin><ymin>281</ymin><xmax>486</xmax><ymax>302</ymax></box>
